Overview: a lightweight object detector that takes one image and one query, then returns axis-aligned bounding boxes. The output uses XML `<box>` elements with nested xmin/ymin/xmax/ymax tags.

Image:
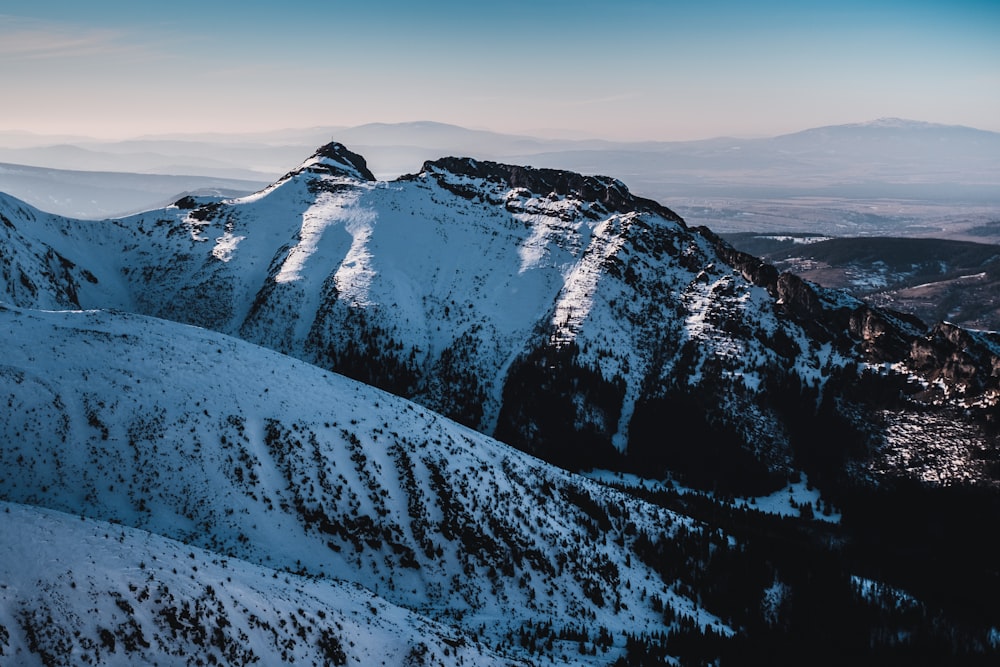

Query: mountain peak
<box><xmin>296</xmin><ymin>142</ymin><xmax>376</xmax><ymax>181</ymax></box>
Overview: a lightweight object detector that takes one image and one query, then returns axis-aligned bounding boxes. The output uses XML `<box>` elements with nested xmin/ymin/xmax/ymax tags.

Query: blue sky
<box><xmin>2</xmin><ymin>1</ymin><xmax>998</xmax><ymax>140</ymax></box>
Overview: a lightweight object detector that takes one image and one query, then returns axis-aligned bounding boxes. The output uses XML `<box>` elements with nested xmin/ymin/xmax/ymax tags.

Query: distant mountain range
<box><xmin>2</xmin><ymin>141</ymin><xmax>999</xmax><ymax>664</ymax></box>
<box><xmin>3</xmin><ymin>118</ymin><xmax>999</xmax><ymax>221</ymax></box>
<box><xmin>0</xmin><ymin>161</ymin><xmax>267</xmax><ymax>219</ymax></box>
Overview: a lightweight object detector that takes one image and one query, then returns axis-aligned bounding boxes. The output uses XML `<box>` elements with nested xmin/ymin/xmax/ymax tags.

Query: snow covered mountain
<box><xmin>3</xmin><ymin>142</ymin><xmax>1000</xmax><ymax>663</ymax></box>
<box><xmin>3</xmin><ymin>142</ymin><xmax>1000</xmax><ymax>492</ymax></box>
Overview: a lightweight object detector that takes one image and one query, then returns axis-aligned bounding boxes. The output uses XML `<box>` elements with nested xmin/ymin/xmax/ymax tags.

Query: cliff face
<box><xmin>909</xmin><ymin>322</ymin><xmax>1000</xmax><ymax>396</ymax></box>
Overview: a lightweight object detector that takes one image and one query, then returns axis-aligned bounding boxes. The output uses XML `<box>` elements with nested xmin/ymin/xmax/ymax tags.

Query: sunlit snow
<box><xmin>211</xmin><ymin>230</ymin><xmax>246</xmax><ymax>262</ymax></box>
<box><xmin>550</xmin><ymin>215</ymin><xmax>629</xmax><ymax>346</ymax></box>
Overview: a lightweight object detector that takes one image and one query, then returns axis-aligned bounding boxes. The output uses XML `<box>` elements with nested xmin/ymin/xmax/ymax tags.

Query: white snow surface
<box><xmin>0</xmin><ymin>500</ymin><xmax>518</xmax><ymax>667</ymax></box>
<box><xmin>0</xmin><ymin>303</ymin><xmax>728</xmax><ymax>664</ymax></box>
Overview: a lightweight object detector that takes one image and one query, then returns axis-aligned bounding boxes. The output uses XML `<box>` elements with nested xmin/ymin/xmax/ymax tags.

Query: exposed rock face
<box><xmin>308</xmin><ymin>142</ymin><xmax>377</xmax><ymax>181</ymax></box>
<box><xmin>909</xmin><ymin>322</ymin><xmax>1000</xmax><ymax>395</ymax></box>
<box><xmin>419</xmin><ymin>156</ymin><xmax>684</xmax><ymax>221</ymax></box>
<box><xmin>776</xmin><ymin>271</ymin><xmax>825</xmax><ymax>319</ymax></box>
<box><xmin>702</xmin><ymin>226</ymin><xmax>924</xmax><ymax>361</ymax></box>
<box><xmin>694</xmin><ymin>226</ymin><xmax>780</xmax><ymax>291</ymax></box>
<box><xmin>847</xmin><ymin>306</ymin><xmax>924</xmax><ymax>361</ymax></box>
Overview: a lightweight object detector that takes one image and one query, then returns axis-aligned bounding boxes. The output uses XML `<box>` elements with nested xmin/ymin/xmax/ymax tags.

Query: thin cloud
<box><xmin>567</xmin><ymin>92</ymin><xmax>643</xmax><ymax>107</ymax></box>
<box><xmin>0</xmin><ymin>15</ymin><xmax>138</xmax><ymax>60</ymax></box>
<box><xmin>466</xmin><ymin>92</ymin><xmax>642</xmax><ymax>107</ymax></box>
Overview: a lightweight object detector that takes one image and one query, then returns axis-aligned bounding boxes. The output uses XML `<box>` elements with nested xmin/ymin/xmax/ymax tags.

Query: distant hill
<box><xmin>0</xmin><ymin>161</ymin><xmax>266</xmax><ymax>218</ymax></box>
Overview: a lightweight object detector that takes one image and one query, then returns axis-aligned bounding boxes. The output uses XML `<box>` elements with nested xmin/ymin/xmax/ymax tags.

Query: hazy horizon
<box><xmin>3</xmin><ymin>115</ymin><xmax>1000</xmax><ymax>146</ymax></box>
<box><xmin>2</xmin><ymin>1</ymin><xmax>998</xmax><ymax>142</ymax></box>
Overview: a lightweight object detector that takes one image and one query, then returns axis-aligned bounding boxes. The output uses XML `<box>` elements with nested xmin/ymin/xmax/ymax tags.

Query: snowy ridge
<box><xmin>0</xmin><ymin>304</ymin><xmax>731</xmax><ymax>664</ymax></box>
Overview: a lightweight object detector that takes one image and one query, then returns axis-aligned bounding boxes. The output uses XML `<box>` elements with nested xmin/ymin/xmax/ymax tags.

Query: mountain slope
<box><xmin>3</xmin><ymin>303</ymin><xmax>999</xmax><ymax>663</ymax></box>
<box><xmin>0</xmin><ymin>304</ymin><xmax>730</xmax><ymax>664</ymax></box>
<box><xmin>0</xmin><ymin>501</ymin><xmax>518</xmax><ymax>667</ymax></box>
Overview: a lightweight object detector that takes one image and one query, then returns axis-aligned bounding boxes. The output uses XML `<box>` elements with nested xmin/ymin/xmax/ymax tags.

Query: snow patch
<box><xmin>212</xmin><ymin>231</ymin><xmax>245</xmax><ymax>262</ymax></box>
<box><xmin>551</xmin><ymin>215</ymin><xmax>629</xmax><ymax>346</ymax></box>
